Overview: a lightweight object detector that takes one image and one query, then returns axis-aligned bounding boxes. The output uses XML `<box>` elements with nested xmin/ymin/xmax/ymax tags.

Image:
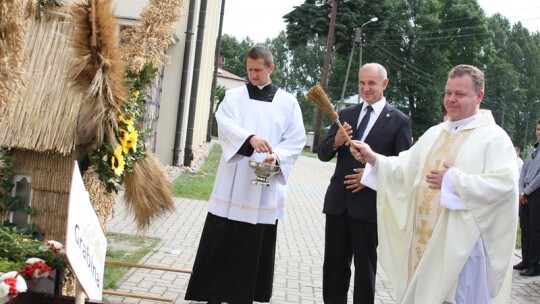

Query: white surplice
<box><xmin>362</xmin><ymin>110</ymin><xmax>518</xmax><ymax>303</ymax></box>
<box><xmin>208</xmin><ymin>85</ymin><xmax>306</xmax><ymax>224</ymax></box>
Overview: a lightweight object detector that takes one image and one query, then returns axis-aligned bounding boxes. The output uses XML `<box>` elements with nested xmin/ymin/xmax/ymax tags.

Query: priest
<box><xmin>350</xmin><ymin>64</ymin><xmax>518</xmax><ymax>304</ymax></box>
<box><xmin>185</xmin><ymin>45</ymin><xmax>306</xmax><ymax>304</ymax></box>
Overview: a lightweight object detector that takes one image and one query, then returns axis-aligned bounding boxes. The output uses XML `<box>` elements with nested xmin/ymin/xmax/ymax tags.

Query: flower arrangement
<box><xmin>0</xmin><ymin>271</ymin><xmax>27</xmax><ymax>298</ymax></box>
<box><xmin>0</xmin><ymin>227</ymin><xmax>67</xmax><ymax>300</ymax></box>
<box><xmin>20</xmin><ymin>258</ymin><xmax>52</xmax><ymax>279</ymax></box>
<box><xmin>90</xmin><ymin>87</ymin><xmax>150</xmax><ymax>193</ymax></box>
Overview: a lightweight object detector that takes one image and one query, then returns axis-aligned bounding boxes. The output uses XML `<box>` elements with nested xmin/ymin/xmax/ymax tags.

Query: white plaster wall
<box><xmin>112</xmin><ymin>0</ymin><xmax>222</xmax><ymax>165</ymax></box>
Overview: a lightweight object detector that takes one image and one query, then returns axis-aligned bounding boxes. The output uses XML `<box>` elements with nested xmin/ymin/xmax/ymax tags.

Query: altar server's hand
<box><xmin>263</xmin><ymin>153</ymin><xmax>278</xmax><ymax>166</ymax></box>
<box><xmin>425</xmin><ymin>161</ymin><xmax>452</xmax><ymax>189</ymax></box>
<box><xmin>345</xmin><ymin>168</ymin><xmax>366</xmax><ymax>193</ymax></box>
<box><xmin>250</xmin><ymin>136</ymin><xmax>273</xmax><ymax>154</ymax></box>
<box><xmin>333</xmin><ymin>122</ymin><xmax>353</xmax><ymax>148</ymax></box>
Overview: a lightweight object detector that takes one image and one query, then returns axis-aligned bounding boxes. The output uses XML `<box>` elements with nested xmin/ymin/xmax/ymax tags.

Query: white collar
<box><xmin>362</xmin><ymin>98</ymin><xmax>386</xmax><ymax>115</ymax></box>
<box><xmin>448</xmin><ymin>114</ymin><xmax>479</xmax><ymax>133</ymax></box>
<box><xmin>256</xmin><ymin>80</ymin><xmax>272</xmax><ymax>90</ymax></box>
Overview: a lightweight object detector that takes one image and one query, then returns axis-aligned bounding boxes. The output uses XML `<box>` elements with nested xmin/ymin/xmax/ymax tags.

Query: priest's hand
<box><xmin>350</xmin><ymin>140</ymin><xmax>376</xmax><ymax>165</ymax></box>
<box><xmin>333</xmin><ymin>122</ymin><xmax>353</xmax><ymax>149</ymax></box>
<box><xmin>250</xmin><ymin>135</ymin><xmax>273</xmax><ymax>154</ymax></box>
<box><xmin>425</xmin><ymin>161</ymin><xmax>452</xmax><ymax>189</ymax></box>
<box><xmin>345</xmin><ymin>168</ymin><xmax>366</xmax><ymax>193</ymax></box>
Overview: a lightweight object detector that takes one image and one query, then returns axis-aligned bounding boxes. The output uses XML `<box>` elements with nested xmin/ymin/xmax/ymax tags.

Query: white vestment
<box><xmin>363</xmin><ymin>110</ymin><xmax>518</xmax><ymax>303</ymax></box>
<box><xmin>208</xmin><ymin>85</ymin><xmax>306</xmax><ymax>224</ymax></box>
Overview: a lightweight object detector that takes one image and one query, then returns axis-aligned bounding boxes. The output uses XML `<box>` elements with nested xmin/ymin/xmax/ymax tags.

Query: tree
<box><xmin>484</xmin><ymin>14</ymin><xmax>540</xmax><ymax>147</ymax></box>
<box><xmin>219</xmin><ymin>34</ymin><xmax>253</xmax><ymax>78</ymax></box>
<box><xmin>266</xmin><ymin>31</ymin><xmax>290</xmax><ymax>89</ymax></box>
<box><xmin>285</xmin><ymin>0</ymin><xmax>490</xmax><ymax>138</ymax></box>
<box><xmin>219</xmin><ymin>0</ymin><xmax>540</xmax><ymax>143</ymax></box>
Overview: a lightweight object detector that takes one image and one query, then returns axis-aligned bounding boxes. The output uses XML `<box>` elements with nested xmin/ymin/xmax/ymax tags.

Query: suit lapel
<box><xmin>364</xmin><ymin>104</ymin><xmax>393</xmax><ymax>141</ymax></box>
<box><xmin>348</xmin><ymin>104</ymin><xmax>362</xmax><ymax>134</ymax></box>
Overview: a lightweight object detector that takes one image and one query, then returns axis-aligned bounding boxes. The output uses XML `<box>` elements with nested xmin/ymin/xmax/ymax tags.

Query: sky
<box><xmin>222</xmin><ymin>0</ymin><xmax>540</xmax><ymax>42</ymax></box>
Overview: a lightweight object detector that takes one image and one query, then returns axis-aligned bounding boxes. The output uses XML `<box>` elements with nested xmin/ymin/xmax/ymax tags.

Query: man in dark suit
<box><xmin>318</xmin><ymin>63</ymin><xmax>412</xmax><ymax>304</ymax></box>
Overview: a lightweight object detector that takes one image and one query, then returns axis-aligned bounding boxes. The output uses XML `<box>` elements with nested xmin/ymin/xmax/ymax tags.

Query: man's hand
<box><xmin>263</xmin><ymin>153</ymin><xmax>278</xmax><ymax>165</ymax></box>
<box><xmin>333</xmin><ymin>122</ymin><xmax>353</xmax><ymax>149</ymax></box>
<box><xmin>250</xmin><ymin>135</ymin><xmax>273</xmax><ymax>154</ymax></box>
<box><xmin>345</xmin><ymin>168</ymin><xmax>366</xmax><ymax>193</ymax></box>
<box><xmin>350</xmin><ymin>140</ymin><xmax>376</xmax><ymax>165</ymax></box>
<box><xmin>520</xmin><ymin>193</ymin><xmax>529</xmax><ymax>205</ymax></box>
<box><xmin>425</xmin><ymin>161</ymin><xmax>453</xmax><ymax>189</ymax></box>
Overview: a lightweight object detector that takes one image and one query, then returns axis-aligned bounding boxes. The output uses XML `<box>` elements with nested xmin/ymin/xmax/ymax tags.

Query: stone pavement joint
<box><xmin>107</xmin><ymin>155</ymin><xmax>540</xmax><ymax>303</ymax></box>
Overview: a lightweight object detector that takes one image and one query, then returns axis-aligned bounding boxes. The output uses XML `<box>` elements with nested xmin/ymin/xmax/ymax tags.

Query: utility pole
<box><xmin>338</xmin><ymin>27</ymin><xmax>361</xmax><ymax>108</ymax></box>
<box><xmin>311</xmin><ymin>0</ymin><xmax>338</xmax><ymax>152</ymax></box>
<box><xmin>359</xmin><ymin>17</ymin><xmax>378</xmax><ymax>69</ymax></box>
<box><xmin>358</xmin><ymin>17</ymin><xmax>377</xmax><ymax>104</ymax></box>
<box><xmin>339</xmin><ymin>17</ymin><xmax>377</xmax><ymax>108</ymax></box>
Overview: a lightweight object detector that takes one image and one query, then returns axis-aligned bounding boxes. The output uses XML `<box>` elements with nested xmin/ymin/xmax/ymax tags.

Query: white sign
<box><xmin>66</xmin><ymin>161</ymin><xmax>107</xmax><ymax>300</ymax></box>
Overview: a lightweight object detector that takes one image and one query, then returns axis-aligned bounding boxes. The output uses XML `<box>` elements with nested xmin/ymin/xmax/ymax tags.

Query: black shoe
<box><xmin>514</xmin><ymin>261</ymin><xmax>529</xmax><ymax>270</ymax></box>
<box><xmin>520</xmin><ymin>265</ymin><xmax>540</xmax><ymax>276</ymax></box>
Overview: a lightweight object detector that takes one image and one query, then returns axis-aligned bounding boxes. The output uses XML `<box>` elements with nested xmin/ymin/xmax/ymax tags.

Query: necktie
<box><xmin>355</xmin><ymin>105</ymin><xmax>373</xmax><ymax>140</ymax></box>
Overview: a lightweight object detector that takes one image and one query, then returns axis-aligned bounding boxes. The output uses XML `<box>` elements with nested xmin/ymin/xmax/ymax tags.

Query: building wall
<box><xmin>190</xmin><ymin>0</ymin><xmax>220</xmax><ymax>159</ymax></box>
<box><xmin>113</xmin><ymin>0</ymin><xmax>221</xmax><ymax>165</ymax></box>
<box><xmin>217</xmin><ymin>77</ymin><xmax>246</xmax><ymax>90</ymax></box>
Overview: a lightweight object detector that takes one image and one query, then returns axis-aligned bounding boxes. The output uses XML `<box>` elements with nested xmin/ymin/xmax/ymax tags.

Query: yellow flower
<box><xmin>133</xmin><ymin>90</ymin><xmax>140</xmax><ymax>99</ymax></box>
<box><xmin>111</xmin><ymin>145</ymin><xmax>125</xmax><ymax>176</ymax></box>
<box><xmin>118</xmin><ymin>115</ymin><xmax>135</xmax><ymax>132</ymax></box>
<box><xmin>120</xmin><ymin>130</ymin><xmax>139</xmax><ymax>154</ymax></box>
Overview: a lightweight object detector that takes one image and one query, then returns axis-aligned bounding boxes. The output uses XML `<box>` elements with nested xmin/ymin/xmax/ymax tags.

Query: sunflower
<box><xmin>118</xmin><ymin>115</ymin><xmax>135</xmax><ymax>132</ymax></box>
<box><xmin>110</xmin><ymin>145</ymin><xmax>125</xmax><ymax>176</ymax></box>
<box><xmin>120</xmin><ymin>129</ymin><xmax>139</xmax><ymax>154</ymax></box>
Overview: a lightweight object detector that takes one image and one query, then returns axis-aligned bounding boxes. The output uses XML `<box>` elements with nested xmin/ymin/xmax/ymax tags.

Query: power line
<box><xmin>364</xmin><ymin>45</ymin><xmax>437</xmax><ymax>86</ymax></box>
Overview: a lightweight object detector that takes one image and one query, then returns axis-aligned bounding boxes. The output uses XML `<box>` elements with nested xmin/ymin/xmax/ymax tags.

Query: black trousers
<box><xmin>323</xmin><ymin>213</ymin><xmax>378</xmax><ymax>304</ymax></box>
<box><xmin>185</xmin><ymin>213</ymin><xmax>277</xmax><ymax>304</ymax></box>
<box><xmin>520</xmin><ymin>188</ymin><xmax>540</xmax><ymax>265</ymax></box>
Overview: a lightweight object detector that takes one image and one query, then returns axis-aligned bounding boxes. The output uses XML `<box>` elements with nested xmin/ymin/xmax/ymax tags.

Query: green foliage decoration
<box><xmin>89</xmin><ymin>67</ymin><xmax>156</xmax><ymax>193</ymax></box>
<box><xmin>0</xmin><ymin>227</ymin><xmax>67</xmax><ymax>274</ymax></box>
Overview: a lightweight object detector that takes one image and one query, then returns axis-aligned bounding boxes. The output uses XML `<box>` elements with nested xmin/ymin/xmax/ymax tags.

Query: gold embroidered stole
<box><xmin>407</xmin><ymin>128</ymin><xmax>472</xmax><ymax>280</ymax></box>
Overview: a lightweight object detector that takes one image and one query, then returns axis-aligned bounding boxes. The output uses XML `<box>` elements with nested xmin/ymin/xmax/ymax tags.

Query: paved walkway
<box><xmin>106</xmin><ymin>155</ymin><xmax>540</xmax><ymax>303</ymax></box>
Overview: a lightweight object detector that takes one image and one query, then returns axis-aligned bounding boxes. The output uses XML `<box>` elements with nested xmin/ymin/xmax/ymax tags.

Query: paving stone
<box><xmin>106</xmin><ymin>155</ymin><xmax>539</xmax><ymax>303</ymax></box>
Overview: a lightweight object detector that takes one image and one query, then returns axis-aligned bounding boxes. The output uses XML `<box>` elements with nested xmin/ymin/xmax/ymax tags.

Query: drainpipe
<box><xmin>183</xmin><ymin>0</ymin><xmax>208</xmax><ymax>166</ymax></box>
<box><xmin>172</xmin><ymin>0</ymin><xmax>196</xmax><ymax>165</ymax></box>
<box><xmin>206</xmin><ymin>0</ymin><xmax>226</xmax><ymax>142</ymax></box>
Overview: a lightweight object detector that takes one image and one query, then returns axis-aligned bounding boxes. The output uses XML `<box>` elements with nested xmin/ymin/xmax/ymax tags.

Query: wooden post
<box><xmin>75</xmin><ymin>279</ymin><xmax>87</xmax><ymax>304</ymax></box>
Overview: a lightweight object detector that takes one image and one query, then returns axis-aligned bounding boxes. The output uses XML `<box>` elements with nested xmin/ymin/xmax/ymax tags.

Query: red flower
<box><xmin>4</xmin><ymin>277</ymin><xmax>19</xmax><ymax>295</ymax></box>
<box><xmin>21</xmin><ymin>258</ymin><xmax>52</xmax><ymax>279</ymax></box>
<box><xmin>0</xmin><ymin>272</ymin><xmax>27</xmax><ymax>295</ymax></box>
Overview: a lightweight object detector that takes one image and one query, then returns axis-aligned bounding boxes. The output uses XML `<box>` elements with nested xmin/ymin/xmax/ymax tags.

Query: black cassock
<box><xmin>185</xmin><ymin>83</ymin><xmax>280</xmax><ymax>304</ymax></box>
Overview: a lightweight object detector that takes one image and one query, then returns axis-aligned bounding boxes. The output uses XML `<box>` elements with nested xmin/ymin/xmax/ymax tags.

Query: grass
<box><xmin>516</xmin><ymin>226</ymin><xmax>521</xmax><ymax>249</ymax></box>
<box><xmin>171</xmin><ymin>143</ymin><xmax>222</xmax><ymax>200</ymax></box>
<box><xmin>302</xmin><ymin>149</ymin><xmax>337</xmax><ymax>163</ymax></box>
<box><xmin>301</xmin><ymin>150</ymin><xmax>318</xmax><ymax>158</ymax></box>
<box><xmin>103</xmin><ymin>232</ymin><xmax>161</xmax><ymax>289</ymax></box>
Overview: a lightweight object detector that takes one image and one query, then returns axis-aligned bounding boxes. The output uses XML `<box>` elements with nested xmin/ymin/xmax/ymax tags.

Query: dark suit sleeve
<box><xmin>394</xmin><ymin>116</ymin><xmax>413</xmax><ymax>154</ymax></box>
<box><xmin>318</xmin><ymin>119</ymin><xmax>340</xmax><ymax>162</ymax></box>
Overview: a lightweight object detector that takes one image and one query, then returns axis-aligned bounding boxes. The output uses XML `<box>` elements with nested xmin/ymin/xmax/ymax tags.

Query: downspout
<box><xmin>183</xmin><ymin>0</ymin><xmax>208</xmax><ymax>166</ymax></box>
<box><xmin>172</xmin><ymin>0</ymin><xmax>197</xmax><ymax>165</ymax></box>
<box><xmin>206</xmin><ymin>0</ymin><xmax>226</xmax><ymax>142</ymax></box>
